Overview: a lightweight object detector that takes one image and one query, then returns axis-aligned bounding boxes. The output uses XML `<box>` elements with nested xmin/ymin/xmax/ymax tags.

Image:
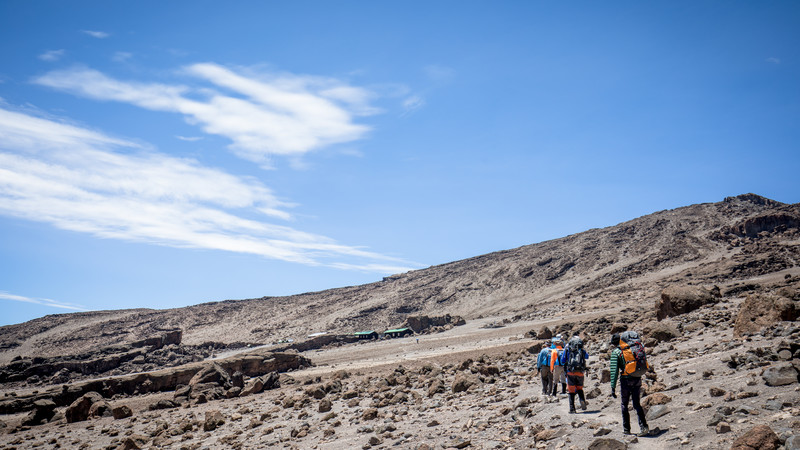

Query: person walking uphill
<box><xmin>561</xmin><ymin>335</ymin><xmax>589</xmax><ymax>413</ymax></box>
<box><xmin>610</xmin><ymin>332</ymin><xmax>649</xmax><ymax>437</ymax></box>
<box><xmin>550</xmin><ymin>337</ymin><xmax>566</xmax><ymax>396</ymax></box>
<box><xmin>537</xmin><ymin>339</ymin><xmax>556</xmax><ymax>396</ymax></box>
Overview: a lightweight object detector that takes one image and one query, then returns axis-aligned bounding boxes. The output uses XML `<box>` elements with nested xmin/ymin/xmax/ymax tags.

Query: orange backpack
<box><xmin>619</xmin><ymin>332</ymin><xmax>648</xmax><ymax>377</ymax></box>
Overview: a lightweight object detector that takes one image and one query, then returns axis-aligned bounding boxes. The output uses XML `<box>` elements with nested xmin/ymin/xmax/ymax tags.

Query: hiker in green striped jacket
<box><xmin>609</xmin><ymin>333</ymin><xmax>649</xmax><ymax>437</ymax></box>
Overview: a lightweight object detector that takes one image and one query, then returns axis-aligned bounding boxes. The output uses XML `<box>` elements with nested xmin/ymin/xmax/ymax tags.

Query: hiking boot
<box><xmin>623</xmin><ymin>429</ymin><xmax>632</xmax><ymax>435</ymax></box>
<box><xmin>637</xmin><ymin>426</ymin><xmax>649</xmax><ymax>437</ymax></box>
<box><xmin>580</xmin><ymin>399</ymin><xmax>587</xmax><ymax>410</ymax></box>
<box><xmin>568</xmin><ymin>408</ymin><xmax>576</xmax><ymax>414</ymax></box>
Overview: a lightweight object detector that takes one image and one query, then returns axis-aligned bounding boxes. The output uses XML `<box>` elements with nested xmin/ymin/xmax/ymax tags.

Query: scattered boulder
<box><xmin>319</xmin><ymin>398</ymin><xmax>332</xmax><ymax>413</ymax></box>
<box><xmin>588</xmin><ymin>438</ymin><xmax>627</xmax><ymax>450</ymax></box>
<box><xmin>452</xmin><ymin>373</ymin><xmax>480</xmax><ymax>393</ymax></box>
<box><xmin>716</xmin><ymin>422</ymin><xmax>731</xmax><ymax>434</ymax></box>
<box><xmin>203</xmin><ymin>410</ymin><xmax>225</xmax><ymax>432</ymax></box>
<box><xmin>645</xmin><ymin>404</ymin><xmax>670</xmax><ymax>420</ymax></box>
<box><xmin>734</xmin><ymin>293</ymin><xmax>800</xmax><ymax>337</ymax></box>
<box><xmin>709</xmin><ymin>387</ymin><xmax>727</xmax><ymax>397</ymax></box>
<box><xmin>112</xmin><ymin>404</ymin><xmax>133</xmax><ymax>420</ymax></box>
<box><xmin>148</xmin><ymin>399</ymin><xmax>178</xmax><ymax>410</ymax></box>
<box><xmin>641</xmin><ymin>392</ymin><xmax>671</xmax><ymax>408</ymax></box>
<box><xmin>22</xmin><ymin>399</ymin><xmax>57</xmax><ymax>426</ymax></box>
<box><xmin>117</xmin><ymin>434</ymin><xmax>149</xmax><ymax>450</ymax></box>
<box><xmin>89</xmin><ymin>400</ymin><xmax>113</xmax><ymax>418</ymax></box>
<box><xmin>730</xmin><ymin>424</ymin><xmax>781</xmax><ymax>450</ymax></box>
<box><xmin>656</xmin><ymin>286</ymin><xmax>720</xmax><ymax>320</ymax></box>
<box><xmin>538</xmin><ymin>327</ymin><xmax>553</xmax><ymax>340</ymax></box>
<box><xmin>240</xmin><ymin>376</ymin><xmax>265</xmax><ymax>396</ymax></box>
<box><xmin>642</xmin><ymin>320</ymin><xmax>680</xmax><ymax>343</ymax></box>
<box><xmin>66</xmin><ymin>391</ymin><xmax>104</xmax><ymax>423</ymax></box>
<box><xmin>762</xmin><ymin>362</ymin><xmax>799</xmax><ymax>386</ymax></box>
<box><xmin>189</xmin><ymin>363</ymin><xmax>232</xmax><ymax>388</ymax></box>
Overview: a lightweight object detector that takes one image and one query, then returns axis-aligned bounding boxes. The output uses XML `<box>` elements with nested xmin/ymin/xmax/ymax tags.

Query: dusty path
<box><xmin>297</xmin><ymin>308</ymin><xmax>621</xmax><ymax>378</ymax></box>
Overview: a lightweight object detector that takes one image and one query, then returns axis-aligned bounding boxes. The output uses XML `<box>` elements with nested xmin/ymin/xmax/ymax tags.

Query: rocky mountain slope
<box><xmin>1</xmin><ymin>193</ymin><xmax>799</xmax><ymax>364</ymax></box>
<box><xmin>0</xmin><ymin>193</ymin><xmax>799</xmax><ymax>450</ymax></box>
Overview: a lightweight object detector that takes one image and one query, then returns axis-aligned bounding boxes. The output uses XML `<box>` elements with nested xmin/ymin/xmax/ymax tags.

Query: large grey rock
<box><xmin>762</xmin><ymin>362</ymin><xmax>799</xmax><ymax>386</ymax></box>
<box><xmin>785</xmin><ymin>435</ymin><xmax>800</xmax><ymax>450</ymax></box>
<box><xmin>588</xmin><ymin>438</ymin><xmax>627</xmax><ymax>450</ymax></box>
<box><xmin>645</xmin><ymin>404</ymin><xmax>670</xmax><ymax>420</ymax></box>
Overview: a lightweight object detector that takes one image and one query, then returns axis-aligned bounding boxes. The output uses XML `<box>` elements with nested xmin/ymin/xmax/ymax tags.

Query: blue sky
<box><xmin>1</xmin><ymin>2</ymin><xmax>799</xmax><ymax>326</ymax></box>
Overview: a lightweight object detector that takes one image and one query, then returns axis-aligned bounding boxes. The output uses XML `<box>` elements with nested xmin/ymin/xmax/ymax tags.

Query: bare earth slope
<box><xmin>1</xmin><ymin>193</ymin><xmax>799</xmax><ymax>362</ymax></box>
<box><xmin>1</xmin><ymin>193</ymin><xmax>799</xmax><ymax>450</ymax></box>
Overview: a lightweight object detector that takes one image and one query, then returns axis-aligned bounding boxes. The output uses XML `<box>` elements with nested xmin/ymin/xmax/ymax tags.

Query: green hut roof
<box><xmin>384</xmin><ymin>328</ymin><xmax>410</xmax><ymax>334</ymax></box>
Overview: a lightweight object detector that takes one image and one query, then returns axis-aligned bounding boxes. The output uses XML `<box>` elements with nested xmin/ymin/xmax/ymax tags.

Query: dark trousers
<box><xmin>620</xmin><ymin>377</ymin><xmax>648</xmax><ymax>432</ymax></box>
<box><xmin>568</xmin><ymin>391</ymin><xmax>586</xmax><ymax>411</ymax></box>
<box><xmin>540</xmin><ymin>367</ymin><xmax>553</xmax><ymax>395</ymax></box>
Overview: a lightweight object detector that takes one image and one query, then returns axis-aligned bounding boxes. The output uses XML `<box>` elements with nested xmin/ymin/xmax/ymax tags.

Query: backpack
<box><xmin>565</xmin><ymin>337</ymin><xmax>586</xmax><ymax>371</ymax></box>
<box><xmin>619</xmin><ymin>331</ymin><xmax>648</xmax><ymax>377</ymax></box>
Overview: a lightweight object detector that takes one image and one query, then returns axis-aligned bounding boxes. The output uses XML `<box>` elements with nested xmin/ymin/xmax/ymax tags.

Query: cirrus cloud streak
<box><xmin>34</xmin><ymin>64</ymin><xmax>376</xmax><ymax>167</ymax></box>
<box><xmin>0</xmin><ymin>107</ymin><xmax>417</xmax><ymax>272</ymax></box>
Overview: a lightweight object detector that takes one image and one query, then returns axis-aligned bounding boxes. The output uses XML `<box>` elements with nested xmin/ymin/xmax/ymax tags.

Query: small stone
<box><xmin>709</xmin><ymin>387</ymin><xmax>726</xmax><ymax>397</ymax></box>
<box><xmin>716</xmin><ymin>422</ymin><xmax>731</xmax><ymax>434</ymax></box>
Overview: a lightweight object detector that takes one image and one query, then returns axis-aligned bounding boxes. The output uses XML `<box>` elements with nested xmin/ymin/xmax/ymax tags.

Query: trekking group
<box><xmin>535</xmin><ymin>330</ymin><xmax>650</xmax><ymax>437</ymax></box>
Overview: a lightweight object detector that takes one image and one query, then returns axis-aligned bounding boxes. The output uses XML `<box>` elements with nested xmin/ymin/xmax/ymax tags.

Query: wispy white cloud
<box><xmin>0</xmin><ymin>291</ymin><xmax>88</xmax><ymax>311</ymax></box>
<box><xmin>424</xmin><ymin>64</ymin><xmax>455</xmax><ymax>83</ymax></box>
<box><xmin>82</xmin><ymin>30</ymin><xmax>110</xmax><ymax>39</ymax></box>
<box><xmin>34</xmin><ymin>64</ymin><xmax>377</xmax><ymax>167</ymax></box>
<box><xmin>176</xmin><ymin>135</ymin><xmax>204</xmax><ymax>142</ymax></box>
<box><xmin>39</xmin><ymin>49</ymin><xmax>65</xmax><ymax>62</ymax></box>
<box><xmin>402</xmin><ymin>95</ymin><xmax>426</xmax><ymax>116</ymax></box>
<box><xmin>0</xmin><ymin>107</ymin><xmax>418</xmax><ymax>272</ymax></box>
<box><xmin>766</xmin><ymin>57</ymin><xmax>781</xmax><ymax>64</ymax></box>
<box><xmin>112</xmin><ymin>52</ymin><xmax>133</xmax><ymax>63</ymax></box>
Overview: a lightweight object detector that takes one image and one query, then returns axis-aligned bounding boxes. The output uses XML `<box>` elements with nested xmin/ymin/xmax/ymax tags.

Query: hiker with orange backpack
<box><xmin>549</xmin><ymin>336</ymin><xmax>566</xmax><ymax>396</ymax></box>
<box><xmin>609</xmin><ymin>332</ymin><xmax>649</xmax><ymax>437</ymax></box>
<box><xmin>561</xmin><ymin>335</ymin><xmax>589</xmax><ymax>413</ymax></box>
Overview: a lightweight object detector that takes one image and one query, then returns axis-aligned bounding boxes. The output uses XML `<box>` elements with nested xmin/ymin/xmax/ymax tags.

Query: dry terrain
<box><xmin>1</xmin><ymin>193</ymin><xmax>799</xmax><ymax>449</ymax></box>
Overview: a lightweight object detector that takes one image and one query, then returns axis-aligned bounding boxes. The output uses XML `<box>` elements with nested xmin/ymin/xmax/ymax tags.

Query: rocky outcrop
<box><xmin>656</xmin><ymin>286</ymin><xmax>721</xmax><ymax>320</ymax></box>
<box><xmin>404</xmin><ymin>314</ymin><xmax>466</xmax><ymax>333</ymax></box>
<box><xmin>0</xmin><ymin>350</ymin><xmax>309</xmax><ymax>417</ymax></box>
<box><xmin>734</xmin><ymin>291</ymin><xmax>799</xmax><ymax>337</ymax></box>
<box><xmin>0</xmin><ymin>330</ymin><xmax>186</xmax><ymax>383</ymax></box>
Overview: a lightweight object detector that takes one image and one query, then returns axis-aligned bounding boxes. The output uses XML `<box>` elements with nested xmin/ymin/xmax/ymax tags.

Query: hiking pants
<box><xmin>620</xmin><ymin>377</ymin><xmax>648</xmax><ymax>432</ymax></box>
<box><xmin>566</xmin><ymin>371</ymin><xmax>585</xmax><ymax>393</ymax></box>
<box><xmin>551</xmin><ymin>366</ymin><xmax>565</xmax><ymax>395</ymax></box>
<box><xmin>568</xmin><ymin>391</ymin><xmax>586</xmax><ymax>412</ymax></box>
<box><xmin>539</xmin><ymin>366</ymin><xmax>553</xmax><ymax>395</ymax></box>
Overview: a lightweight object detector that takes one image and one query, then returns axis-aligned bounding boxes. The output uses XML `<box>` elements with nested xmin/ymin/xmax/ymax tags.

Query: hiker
<box><xmin>550</xmin><ymin>336</ymin><xmax>566</xmax><ymax>396</ymax></box>
<box><xmin>610</xmin><ymin>332</ymin><xmax>649</xmax><ymax>437</ymax></box>
<box><xmin>536</xmin><ymin>338</ymin><xmax>556</xmax><ymax>395</ymax></box>
<box><xmin>561</xmin><ymin>335</ymin><xmax>589</xmax><ymax>413</ymax></box>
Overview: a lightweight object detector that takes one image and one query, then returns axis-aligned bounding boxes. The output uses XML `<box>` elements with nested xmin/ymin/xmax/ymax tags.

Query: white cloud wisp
<box><xmin>0</xmin><ymin>291</ymin><xmax>88</xmax><ymax>311</ymax></box>
<box><xmin>34</xmin><ymin>64</ymin><xmax>376</xmax><ymax>167</ymax></box>
<box><xmin>0</xmin><ymin>107</ymin><xmax>417</xmax><ymax>272</ymax></box>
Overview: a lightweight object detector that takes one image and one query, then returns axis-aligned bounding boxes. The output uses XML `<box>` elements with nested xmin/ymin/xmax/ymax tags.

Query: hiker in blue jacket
<box><xmin>536</xmin><ymin>339</ymin><xmax>556</xmax><ymax>395</ymax></box>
